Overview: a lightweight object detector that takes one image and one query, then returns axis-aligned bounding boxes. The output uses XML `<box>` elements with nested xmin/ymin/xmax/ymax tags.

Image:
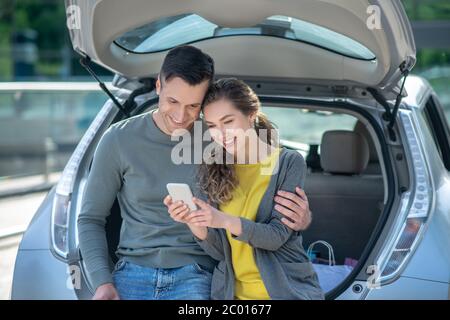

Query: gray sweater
<box><xmin>78</xmin><ymin>111</ymin><xmax>217</xmax><ymax>292</ymax></box>
<box><xmin>196</xmin><ymin>148</ymin><xmax>325</xmax><ymax>300</ymax></box>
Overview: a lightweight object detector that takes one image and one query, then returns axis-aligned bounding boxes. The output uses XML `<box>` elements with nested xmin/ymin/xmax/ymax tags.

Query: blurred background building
<box><xmin>0</xmin><ymin>0</ymin><xmax>448</xmax><ymax>184</ymax></box>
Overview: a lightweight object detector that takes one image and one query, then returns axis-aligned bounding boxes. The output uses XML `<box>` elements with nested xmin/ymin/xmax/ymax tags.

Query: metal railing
<box><xmin>0</xmin><ymin>82</ymin><xmax>111</xmax><ymax>196</ymax></box>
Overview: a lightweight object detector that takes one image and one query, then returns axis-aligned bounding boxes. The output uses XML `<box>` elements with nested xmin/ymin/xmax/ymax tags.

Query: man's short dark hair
<box><xmin>160</xmin><ymin>45</ymin><xmax>215</xmax><ymax>86</ymax></box>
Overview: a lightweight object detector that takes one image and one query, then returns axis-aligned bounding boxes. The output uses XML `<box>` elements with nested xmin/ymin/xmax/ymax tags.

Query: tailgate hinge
<box><xmin>367</xmin><ymin>61</ymin><xmax>410</xmax><ymax>141</ymax></box>
<box><xmin>79</xmin><ymin>55</ymin><xmax>131</xmax><ymax>117</ymax></box>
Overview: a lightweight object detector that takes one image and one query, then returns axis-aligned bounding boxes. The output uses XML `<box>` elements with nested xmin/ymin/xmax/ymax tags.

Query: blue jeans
<box><xmin>112</xmin><ymin>259</ymin><xmax>213</xmax><ymax>300</ymax></box>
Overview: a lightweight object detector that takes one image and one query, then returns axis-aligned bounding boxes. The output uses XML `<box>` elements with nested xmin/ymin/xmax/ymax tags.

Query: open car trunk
<box><xmin>101</xmin><ymin>95</ymin><xmax>389</xmax><ymax>297</ymax></box>
<box><xmin>66</xmin><ymin>0</ymin><xmax>415</xmax><ymax>98</ymax></box>
<box><xmin>67</xmin><ymin>0</ymin><xmax>412</xmax><ymax>297</ymax></box>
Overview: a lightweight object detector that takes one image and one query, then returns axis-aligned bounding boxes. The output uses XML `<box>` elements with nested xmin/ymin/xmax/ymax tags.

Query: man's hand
<box><xmin>92</xmin><ymin>283</ymin><xmax>120</xmax><ymax>300</ymax></box>
<box><xmin>274</xmin><ymin>187</ymin><xmax>312</xmax><ymax>231</ymax></box>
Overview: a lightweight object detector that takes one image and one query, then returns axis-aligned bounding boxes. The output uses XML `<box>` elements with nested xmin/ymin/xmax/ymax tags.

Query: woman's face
<box><xmin>203</xmin><ymin>98</ymin><xmax>256</xmax><ymax>156</ymax></box>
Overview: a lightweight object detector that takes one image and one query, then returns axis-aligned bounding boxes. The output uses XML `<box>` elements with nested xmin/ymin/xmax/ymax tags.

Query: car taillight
<box><xmin>51</xmin><ymin>100</ymin><xmax>115</xmax><ymax>258</ymax></box>
<box><xmin>376</xmin><ymin>110</ymin><xmax>433</xmax><ymax>282</ymax></box>
<box><xmin>380</xmin><ymin>217</ymin><xmax>426</xmax><ymax>277</ymax></box>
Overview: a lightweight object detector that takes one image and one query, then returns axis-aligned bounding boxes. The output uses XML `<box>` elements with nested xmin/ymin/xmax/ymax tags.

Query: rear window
<box><xmin>262</xmin><ymin>106</ymin><xmax>358</xmax><ymax>146</ymax></box>
<box><xmin>115</xmin><ymin>14</ymin><xmax>376</xmax><ymax>60</ymax></box>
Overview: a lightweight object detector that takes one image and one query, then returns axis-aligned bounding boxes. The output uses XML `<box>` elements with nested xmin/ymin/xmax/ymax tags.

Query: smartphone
<box><xmin>166</xmin><ymin>183</ymin><xmax>198</xmax><ymax>211</ymax></box>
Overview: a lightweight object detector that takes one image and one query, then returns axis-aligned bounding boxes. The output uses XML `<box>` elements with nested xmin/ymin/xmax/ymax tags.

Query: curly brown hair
<box><xmin>198</xmin><ymin>78</ymin><xmax>277</xmax><ymax>205</ymax></box>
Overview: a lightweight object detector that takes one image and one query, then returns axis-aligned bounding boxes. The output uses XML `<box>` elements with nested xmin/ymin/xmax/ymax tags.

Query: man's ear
<box><xmin>156</xmin><ymin>75</ymin><xmax>161</xmax><ymax>95</ymax></box>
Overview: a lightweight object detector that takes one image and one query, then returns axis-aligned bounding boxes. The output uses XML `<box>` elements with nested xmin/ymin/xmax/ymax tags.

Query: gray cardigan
<box><xmin>195</xmin><ymin>148</ymin><xmax>325</xmax><ymax>300</ymax></box>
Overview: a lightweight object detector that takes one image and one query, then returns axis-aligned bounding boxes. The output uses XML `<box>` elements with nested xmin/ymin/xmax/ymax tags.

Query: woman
<box><xmin>165</xmin><ymin>78</ymin><xmax>324</xmax><ymax>300</ymax></box>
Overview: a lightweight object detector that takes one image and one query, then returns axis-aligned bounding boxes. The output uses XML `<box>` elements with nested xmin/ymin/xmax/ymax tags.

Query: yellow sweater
<box><xmin>220</xmin><ymin>148</ymin><xmax>280</xmax><ymax>300</ymax></box>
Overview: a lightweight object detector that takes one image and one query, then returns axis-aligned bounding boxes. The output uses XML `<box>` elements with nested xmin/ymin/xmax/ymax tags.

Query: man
<box><xmin>78</xmin><ymin>45</ymin><xmax>312</xmax><ymax>300</ymax></box>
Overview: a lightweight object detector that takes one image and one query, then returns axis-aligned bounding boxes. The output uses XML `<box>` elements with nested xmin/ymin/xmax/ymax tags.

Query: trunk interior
<box><xmin>302</xmin><ymin>119</ymin><xmax>384</xmax><ymax>265</ymax></box>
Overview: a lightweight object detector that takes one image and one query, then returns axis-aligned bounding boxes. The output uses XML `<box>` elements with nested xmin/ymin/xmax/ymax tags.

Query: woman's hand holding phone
<box><xmin>163</xmin><ymin>187</ymin><xmax>243</xmax><ymax>238</ymax></box>
<box><xmin>164</xmin><ymin>195</ymin><xmax>208</xmax><ymax>240</ymax></box>
<box><xmin>188</xmin><ymin>198</ymin><xmax>242</xmax><ymax>237</ymax></box>
<box><xmin>164</xmin><ymin>195</ymin><xmax>191</xmax><ymax>223</ymax></box>
<box><xmin>189</xmin><ymin>198</ymin><xmax>227</xmax><ymax>229</ymax></box>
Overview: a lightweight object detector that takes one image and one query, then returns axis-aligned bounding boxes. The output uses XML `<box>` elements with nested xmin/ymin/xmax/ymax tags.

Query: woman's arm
<box><xmin>192</xmin><ymin>227</ymin><xmax>226</xmax><ymax>261</ymax></box>
<box><xmin>189</xmin><ymin>199</ymin><xmax>242</xmax><ymax>237</ymax></box>
<box><xmin>191</xmin><ymin>152</ymin><xmax>307</xmax><ymax>251</ymax></box>
<box><xmin>190</xmin><ymin>199</ymin><xmax>294</xmax><ymax>251</ymax></box>
<box><xmin>232</xmin><ymin>152</ymin><xmax>307</xmax><ymax>250</ymax></box>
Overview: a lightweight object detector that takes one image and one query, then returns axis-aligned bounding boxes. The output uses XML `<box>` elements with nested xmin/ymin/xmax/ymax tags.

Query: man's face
<box><xmin>155</xmin><ymin>76</ymin><xmax>209</xmax><ymax>135</ymax></box>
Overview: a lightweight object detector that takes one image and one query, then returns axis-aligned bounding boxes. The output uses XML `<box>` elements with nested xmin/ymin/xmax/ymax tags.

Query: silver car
<box><xmin>11</xmin><ymin>0</ymin><xmax>450</xmax><ymax>299</ymax></box>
